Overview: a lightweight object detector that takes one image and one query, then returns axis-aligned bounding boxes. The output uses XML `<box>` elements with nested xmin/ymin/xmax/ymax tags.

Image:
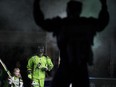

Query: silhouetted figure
<box><xmin>33</xmin><ymin>0</ymin><xmax>109</xmax><ymax>87</ymax></box>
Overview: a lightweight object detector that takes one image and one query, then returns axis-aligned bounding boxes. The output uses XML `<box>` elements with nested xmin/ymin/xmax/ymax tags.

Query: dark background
<box><xmin>0</xmin><ymin>0</ymin><xmax>116</xmax><ymax>80</ymax></box>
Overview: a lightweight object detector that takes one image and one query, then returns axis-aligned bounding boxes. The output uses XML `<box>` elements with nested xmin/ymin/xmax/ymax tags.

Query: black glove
<box><xmin>41</xmin><ymin>68</ymin><xmax>48</xmax><ymax>71</ymax></box>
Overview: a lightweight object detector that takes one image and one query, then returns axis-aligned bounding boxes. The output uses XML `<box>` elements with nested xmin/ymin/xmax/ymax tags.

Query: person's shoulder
<box><xmin>43</xmin><ymin>54</ymin><xmax>50</xmax><ymax>59</ymax></box>
<box><xmin>80</xmin><ymin>17</ymin><xmax>97</xmax><ymax>23</ymax></box>
<box><xmin>43</xmin><ymin>54</ymin><xmax>51</xmax><ymax>59</ymax></box>
<box><xmin>30</xmin><ymin>55</ymin><xmax>38</xmax><ymax>59</ymax></box>
<box><xmin>43</xmin><ymin>54</ymin><xmax>47</xmax><ymax>57</ymax></box>
<box><xmin>11</xmin><ymin>76</ymin><xmax>15</xmax><ymax>79</ymax></box>
<box><xmin>62</xmin><ymin>17</ymin><xmax>70</xmax><ymax>21</ymax></box>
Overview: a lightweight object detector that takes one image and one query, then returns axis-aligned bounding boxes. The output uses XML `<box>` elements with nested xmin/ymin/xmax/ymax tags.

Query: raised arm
<box><xmin>33</xmin><ymin>0</ymin><xmax>44</xmax><ymax>27</ymax></box>
<box><xmin>97</xmin><ymin>0</ymin><xmax>109</xmax><ymax>31</ymax></box>
<box><xmin>33</xmin><ymin>0</ymin><xmax>61</xmax><ymax>32</ymax></box>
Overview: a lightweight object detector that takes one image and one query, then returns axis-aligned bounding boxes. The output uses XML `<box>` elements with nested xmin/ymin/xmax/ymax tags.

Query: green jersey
<box><xmin>27</xmin><ymin>55</ymin><xmax>54</xmax><ymax>80</ymax></box>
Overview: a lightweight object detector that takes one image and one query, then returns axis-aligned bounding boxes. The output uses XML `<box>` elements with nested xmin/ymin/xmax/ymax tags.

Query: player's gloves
<box><xmin>41</xmin><ymin>67</ymin><xmax>48</xmax><ymax>71</ymax></box>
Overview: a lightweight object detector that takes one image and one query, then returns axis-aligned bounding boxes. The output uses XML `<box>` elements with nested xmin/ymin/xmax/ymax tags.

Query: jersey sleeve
<box><xmin>27</xmin><ymin>57</ymin><xmax>34</xmax><ymax>72</ymax></box>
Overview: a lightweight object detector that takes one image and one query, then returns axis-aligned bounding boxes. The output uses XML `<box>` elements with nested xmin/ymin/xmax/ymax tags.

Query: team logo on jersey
<box><xmin>37</xmin><ymin>63</ymin><xmax>41</xmax><ymax>68</ymax></box>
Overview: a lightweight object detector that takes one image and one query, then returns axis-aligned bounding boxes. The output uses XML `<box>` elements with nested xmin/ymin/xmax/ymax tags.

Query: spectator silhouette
<box><xmin>33</xmin><ymin>0</ymin><xmax>109</xmax><ymax>87</ymax></box>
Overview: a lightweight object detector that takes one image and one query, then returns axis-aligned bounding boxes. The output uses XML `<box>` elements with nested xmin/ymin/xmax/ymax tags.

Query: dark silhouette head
<box><xmin>37</xmin><ymin>46</ymin><xmax>44</xmax><ymax>54</ymax></box>
<box><xmin>67</xmin><ymin>1</ymin><xmax>82</xmax><ymax>18</ymax></box>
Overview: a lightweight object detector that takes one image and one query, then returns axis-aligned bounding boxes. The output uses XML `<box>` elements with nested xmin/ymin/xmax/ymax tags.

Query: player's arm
<box><xmin>33</xmin><ymin>0</ymin><xmax>61</xmax><ymax>32</ymax></box>
<box><xmin>97</xmin><ymin>0</ymin><xmax>109</xmax><ymax>31</ymax></box>
<box><xmin>27</xmin><ymin>57</ymin><xmax>34</xmax><ymax>79</ymax></box>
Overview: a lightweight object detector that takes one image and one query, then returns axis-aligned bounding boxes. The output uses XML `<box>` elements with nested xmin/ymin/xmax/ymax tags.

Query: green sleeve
<box><xmin>27</xmin><ymin>57</ymin><xmax>34</xmax><ymax>71</ymax></box>
<box><xmin>27</xmin><ymin>57</ymin><xmax>34</xmax><ymax>79</ymax></box>
<box><xmin>46</xmin><ymin>56</ymin><xmax>54</xmax><ymax>71</ymax></box>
